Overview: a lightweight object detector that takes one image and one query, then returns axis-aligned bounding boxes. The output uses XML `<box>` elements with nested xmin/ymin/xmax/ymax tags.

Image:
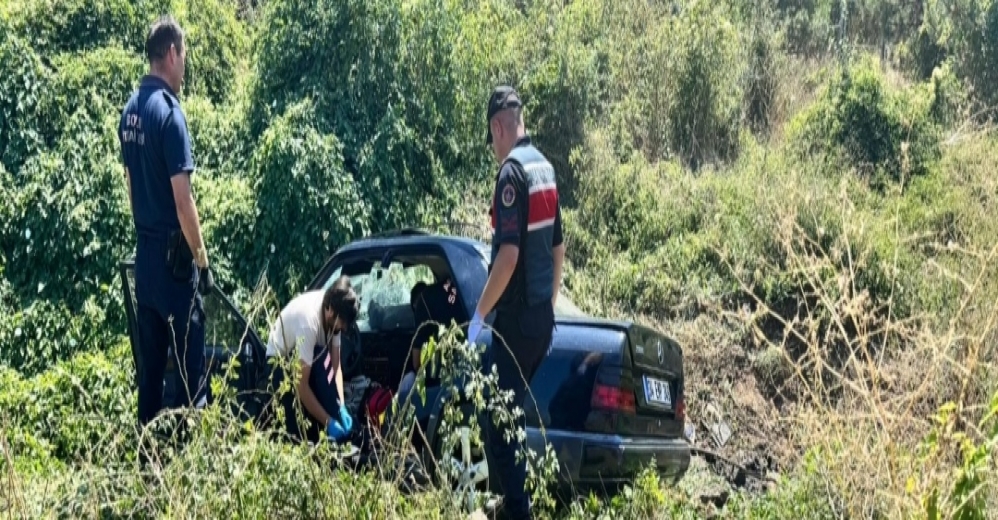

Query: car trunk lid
<box><xmin>625</xmin><ymin>324</ymin><xmax>684</xmax><ymax>418</ymax></box>
<box><xmin>581</xmin><ymin>321</ymin><xmax>686</xmax><ymax>439</ymax></box>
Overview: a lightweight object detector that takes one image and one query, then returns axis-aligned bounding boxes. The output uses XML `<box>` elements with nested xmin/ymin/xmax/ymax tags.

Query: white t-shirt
<box><xmin>266</xmin><ymin>289</ymin><xmax>339</xmax><ymax>366</ymax></box>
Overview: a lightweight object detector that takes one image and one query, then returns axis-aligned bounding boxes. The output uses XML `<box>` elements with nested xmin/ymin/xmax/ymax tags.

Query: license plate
<box><xmin>643</xmin><ymin>375</ymin><xmax>672</xmax><ymax>407</ymax></box>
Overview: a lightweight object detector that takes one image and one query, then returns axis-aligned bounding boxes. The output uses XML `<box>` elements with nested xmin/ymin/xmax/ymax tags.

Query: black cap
<box><xmin>485</xmin><ymin>86</ymin><xmax>522</xmax><ymax>144</ymax></box>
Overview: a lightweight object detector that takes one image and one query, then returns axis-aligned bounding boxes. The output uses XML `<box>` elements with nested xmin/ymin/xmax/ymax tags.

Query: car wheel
<box><xmin>431</xmin><ymin>401</ymin><xmax>491</xmax><ymax>512</ymax></box>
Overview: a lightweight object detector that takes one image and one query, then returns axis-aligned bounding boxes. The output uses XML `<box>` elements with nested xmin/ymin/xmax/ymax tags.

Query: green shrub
<box><xmin>9</xmin><ymin>0</ymin><xmax>246</xmax><ymax>102</ymax></box>
<box><xmin>744</xmin><ymin>18</ymin><xmax>781</xmax><ymax>135</ymax></box>
<box><xmin>565</xmin><ymin>130</ymin><xmax>770</xmax><ymax>318</ymax></box>
<box><xmin>888</xmin><ymin>139</ymin><xmax>998</xmax><ymax>320</ymax></box>
<box><xmin>48</xmin><ymin>46</ymin><xmax>143</xmax><ymax>104</ymax></box>
<box><xmin>0</xmin><ymin>108</ymin><xmax>131</xmax><ymax>371</ymax></box>
<box><xmin>569</xmin><ymin>130</ymin><xmax>699</xmax><ymax>259</ymax></box>
<box><xmin>0</xmin><ymin>271</ymin><xmax>13</xmax><ymax>316</ymax></box>
<box><xmin>832</xmin><ymin>0</ymin><xmax>922</xmax><ymax>49</ymax></box>
<box><xmin>0</xmin><ymin>366</ymin><xmax>54</xmax><ymax>461</ymax></box>
<box><xmin>0</xmin><ymin>341</ymin><xmax>134</xmax><ymax>461</ymax></box>
<box><xmin>775</xmin><ymin>0</ymin><xmax>836</xmax><ymax>56</ymax></box>
<box><xmin>960</xmin><ymin>0</ymin><xmax>998</xmax><ymax>111</ymax></box>
<box><xmin>247</xmin><ymin>100</ymin><xmax>371</xmax><ymax>301</ymax></box>
<box><xmin>0</xmin><ymin>162</ymin><xmax>9</xmax><ymax>262</ymax></box>
<box><xmin>250</xmin><ymin>0</ymin><xmax>500</xmax><ymax>231</ymax></box>
<box><xmin>250</xmin><ymin>0</ymin><xmax>393</xmax><ymax>135</ymax></box>
<box><xmin>172</xmin><ymin>0</ymin><xmax>249</xmax><ymax>103</ymax></box>
<box><xmin>248</xmin><ymin>0</ymin><xmax>418</xmax><ymax>146</ymax></box>
<box><xmin>183</xmin><ymin>95</ymin><xmax>253</xmax><ymax>173</ymax></box>
<box><xmin>933</xmin><ymin>134</ymin><xmax>998</xmax><ymax>249</ymax></box>
<box><xmin>774</xmin><ymin>0</ymin><xmax>920</xmax><ymax>58</ymax></box>
<box><xmin>190</xmin><ymin>171</ymin><xmax>258</xmax><ymax>304</ymax></box>
<box><xmin>916</xmin><ymin>392</ymin><xmax>998</xmax><ymax>519</ymax></box>
<box><xmin>565</xmin><ymin>123</ymin><xmax>947</xmax><ymax>325</ymax></box>
<box><xmin>564</xmin><ymin>452</ymin><xmax>840</xmax><ymax>519</ymax></box>
<box><xmin>0</xmin><ymin>295</ymin><xmax>120</xmax><ymax>378</ymax></box>
<box><xmin>0</xmin><ymin>26</ymin><xmax>50</xmax><ymax>173</ymax></box>
<box><xmin>612</xmin><ymin>0</ymin><xmax>745</xmax><ymax>170</ymax></box>
<box><xmin>1</xmin><ymin>107</ymin><xmax>131</xmax><ymax>310</ymax></box>
<box><xmin>902</xmin><ymin>26</ymin><xmax>948</xmax><ymax>81</ymax></box>
<box><xmin>899</xmin><ymin>0</ymin><xmax>998</xmax><ymax>114</ymax></box>
<box><xmin>8</xmin><ymin>0</ymin><xmax>170</xmax><ymax>55</ymax></box>
<box><xmin>724</xmin><ymin>448</ymin><xmax>840</xmax><ymax>518</ymax></box>
<box><xmin>787</xmin><ymin>55</ymin><xmax>941</xmax><ymax>190</ymax></box>
<box><xmin>926</xmin><ymin>60</ymin><xmax>971</xmax><ymax>127</ymax></box>
<box><xmin>35</xmin><ymin>47</ymin><xmax>144</xmax><ymax>149</ymax></box>
<box><xmin>507</xmin><ymin>0</ymin><xmax>615</xmax><ymax>196</ymax></box>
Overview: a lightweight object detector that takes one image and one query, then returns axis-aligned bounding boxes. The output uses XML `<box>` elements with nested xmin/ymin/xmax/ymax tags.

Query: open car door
<box><xmin>118</xmin><ymin>256</ymin><xmax>269</xmax><ymax>423</ymax></box>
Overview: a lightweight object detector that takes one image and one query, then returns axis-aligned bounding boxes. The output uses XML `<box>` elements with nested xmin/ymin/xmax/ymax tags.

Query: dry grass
<box><xmin>606</xmin><ymin>142</ymin><xmax>998</xmax><ymax>517</ymax></box>
<box><xmin>1</xmin><ymin>416</ymin><xmax>27</xmax><ymax>517</ymax></box>
<box><xmin>765</xmin><ymin>53</ymin><xmax>833</xmax><ymax>144</ymax></box>
<box><xmin>718</xmin><ymin>192</ymin><xmax>998</xmax><ymax>517</ymax></box>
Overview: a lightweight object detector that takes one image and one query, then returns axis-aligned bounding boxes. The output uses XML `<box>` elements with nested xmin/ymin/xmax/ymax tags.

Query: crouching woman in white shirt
<box><xmin>259</xmin><ymin>276</ymin><xmax>360</xmax><ymax>444</ymax></box>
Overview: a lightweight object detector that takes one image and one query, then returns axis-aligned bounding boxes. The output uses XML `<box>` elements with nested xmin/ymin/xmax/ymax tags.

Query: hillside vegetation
<box><xmin>2</xmin><ymin>0</ymin><xmax>998</xmax><ymax>518</ymax></box>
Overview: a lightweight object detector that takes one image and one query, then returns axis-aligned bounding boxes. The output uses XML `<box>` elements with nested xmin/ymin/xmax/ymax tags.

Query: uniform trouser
<box><xmin>134</xmin><ymin>235</ymin><xmax>207</xmax><ymax>427</ymax></box>
<box><xmin>479</xmin><ymin>302</ymin><xmax>554</xmax><ymax>520</ymax></box>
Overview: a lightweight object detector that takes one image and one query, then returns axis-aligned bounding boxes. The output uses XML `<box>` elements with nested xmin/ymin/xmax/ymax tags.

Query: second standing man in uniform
<box><xmin>467</xmin><ymin>86</ymin><xmax>566</xmax><ymax>520</ymax></box>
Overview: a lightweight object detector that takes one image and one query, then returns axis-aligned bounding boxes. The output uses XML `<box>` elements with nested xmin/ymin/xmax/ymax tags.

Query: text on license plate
<box><xmin>643</xmin><ymin>376</ymin><xmax>672</xmax><ymax>407</ymax></box>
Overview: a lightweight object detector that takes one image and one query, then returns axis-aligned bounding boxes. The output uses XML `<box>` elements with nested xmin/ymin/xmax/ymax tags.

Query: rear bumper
<box><xmin>525</xmin><ymin>427</ymin><xmax>691</xmax><ymax>488</ymax></box>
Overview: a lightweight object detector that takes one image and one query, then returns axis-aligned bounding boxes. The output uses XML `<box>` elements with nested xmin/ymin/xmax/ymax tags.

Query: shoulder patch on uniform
<box><xmin>501</xmin><ymin>183</ymin><xmax>516</xmax><ymax>207</ymax></box>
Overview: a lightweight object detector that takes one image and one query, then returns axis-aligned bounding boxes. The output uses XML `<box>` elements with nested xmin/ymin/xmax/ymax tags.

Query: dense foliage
<box><xmin>3</xmin><ymin>0</ymin><xmax>998</xmax><ymax>517</ymax></box>
<box><xmin>248</xmin><ymin>100</ymin><xmax>372</xmax><ymax>300</ymax></box>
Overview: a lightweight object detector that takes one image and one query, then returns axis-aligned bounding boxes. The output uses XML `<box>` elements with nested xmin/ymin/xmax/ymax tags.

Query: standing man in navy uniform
<box><xmin>119</xmin><ymin>15</ymin><xmax>213</xmax><ymax>428</ymax></box>
<box><xmin>467</xmin><ymin>86</ymin><xmax>566</xmax><ymax>520</ymax></box>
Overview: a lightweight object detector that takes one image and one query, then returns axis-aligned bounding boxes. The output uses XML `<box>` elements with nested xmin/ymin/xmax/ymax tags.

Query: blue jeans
<box><xmin>134</xmin><ymin>234</ymin><xmax>207</xmax><ymax>426</ymax></box>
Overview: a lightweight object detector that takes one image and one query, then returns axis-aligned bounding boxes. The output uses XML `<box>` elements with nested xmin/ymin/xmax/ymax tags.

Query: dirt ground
<box><xmin>653</xmin><ymin>313</ymin><xmax>799</xmax><ymax>498</ymax></box>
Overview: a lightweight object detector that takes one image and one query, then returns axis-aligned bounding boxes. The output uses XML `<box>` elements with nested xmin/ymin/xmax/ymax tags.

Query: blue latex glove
<box><xmin>338</xmin><ymin>405</ymin><xmax>353</xmax><ymax>434</ymax></box>
<box><xmin>326</xmin><ymin>417</ymin><xmax>348</xmax><ymax>442</ymax></box>
<box><xmin>467</xmin><ymin>312</ymin><xmax>484</xmax><ymax>346</ymax></box>
<box><xmin>325</xmin><ymin>406</ymin><xmax>353</xmax><ymax>442</ymax></box>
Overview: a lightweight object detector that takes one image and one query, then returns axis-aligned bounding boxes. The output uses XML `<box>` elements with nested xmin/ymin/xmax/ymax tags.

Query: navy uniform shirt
<box><xmin>490</xmin><ymin>136</ymin><xmax>563</xmax><ymax>310</ymax></box>
<box><xmin>119</xmin><ymin>75</ymin><xmax>195</xmax><ymax>238</ymax></box>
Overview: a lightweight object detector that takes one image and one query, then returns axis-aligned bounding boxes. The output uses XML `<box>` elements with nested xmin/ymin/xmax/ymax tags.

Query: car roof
<box><xmin>335</xmin><ymin>229</ymin><xmax>490</xmax><ymax>257</ymax></box>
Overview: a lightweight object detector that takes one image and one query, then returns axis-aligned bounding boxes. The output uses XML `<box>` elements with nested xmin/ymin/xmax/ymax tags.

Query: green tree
<box><xmin>247</xmin><ymin>100</ymin><xmax>371</xmax><ymax>301</ymax></box>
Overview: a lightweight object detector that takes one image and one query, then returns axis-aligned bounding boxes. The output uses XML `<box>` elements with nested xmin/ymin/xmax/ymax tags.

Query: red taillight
<box><xmin>675</xmin><ymin>395</ymin><xmax>686</xmax><ymax>422</ymax></box>
<box><xmin>591</xmin><ymin>384</ymin><xmax>636</xmax><ymax>414</ymax></box>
